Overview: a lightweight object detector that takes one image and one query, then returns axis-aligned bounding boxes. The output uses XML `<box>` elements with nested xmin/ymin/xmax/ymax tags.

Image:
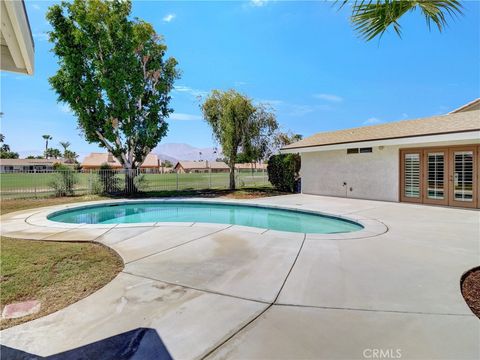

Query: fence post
<box><xmin>176</xmin><ymin>171</ymin><xmax>179</xmax><ymax>191</ymax></box>
<box><xmin>33</xmin><ymin>168</ymin><xmax>37</xmax><ymax>198</ymax></box>
<box><xmin>209</xmin><ymin>168</ymin><xmax>212</xmax><ymax>189</ymax></box>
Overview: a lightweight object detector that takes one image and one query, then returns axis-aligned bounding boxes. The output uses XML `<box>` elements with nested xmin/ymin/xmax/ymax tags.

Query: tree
<box><xmin>42</xmin><ymin>135</ymin><xmax>52</xmax><ymax>158</ymax></box>
<box><xmin>272</xmin><ymin>131</ymin><xmax>303</xmax><ymax>154</ymax></box>
<box><xmin>59</xmin><ymin>141</ymin><xmax>70</xmax><ymax>152</ymax></box>
<box><xmin>0</xmin><ymin>151</ymin><xmax>19</xmax><ymax>159</ymax></box>
<box><xmin>267</xmin><ymin>154</ymin><xmax>301</xmax><ymax>193</ymax></box>
<box><xmin>45</xmin><ymin>148</ymin><xmax>62</xmax><ymax>159</ymax></box>
<box><xmin>59</xmin><ymin>141</ymin><xmax>78</xmax><ymax>163</ymax></box>
<box><xmin>201</xmin><ymin>90</ymin><xmax>278</xmax><ymax>190</ymax></box>
<box><xmin>64</xmin><ymin>150</ymin><xmax>78</xmax><ymax>163</ymax></box>
<box><xmin>340</xmin><ymin>0</ymin><xmax>463</xmax><ymax>41</ymax></box>
<box><xmin>162</xmin><ymin>159</ymin><xmax>173</xmax><ymax>168</ymax></box>
<box><xmin>0</xmin><ymin>134</ymin><xmax>19</xmax><ymax>159</ymax></box>
<box><xmin>47</xmin><ymin>0</ymin><xmax>179</xmax><ymax>193</ymax></box>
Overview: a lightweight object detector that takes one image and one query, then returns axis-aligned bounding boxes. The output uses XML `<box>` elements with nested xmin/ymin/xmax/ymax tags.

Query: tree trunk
<box><xmin>124</xmin><ymin>167</ymin><xmax>138</xmax><ymax>195</ymax></box>
<box><xmin>229</xmin><ymin>163</ymin><xmax>236</xmax><ymax>190</ymax></box>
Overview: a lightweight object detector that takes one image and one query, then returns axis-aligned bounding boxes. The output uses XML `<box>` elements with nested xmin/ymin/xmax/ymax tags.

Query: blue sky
<box><xmin>1</xmin><ymin>0</ymin><xmax>479</xmax><ymax>159</ymax></box>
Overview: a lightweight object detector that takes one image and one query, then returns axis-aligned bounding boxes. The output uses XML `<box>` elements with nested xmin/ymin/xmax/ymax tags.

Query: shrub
<box><xmin>49</xmin><ymin>164</ymin><xmax>78</xmax><ymax>196</ymax></box>
<box><xmin>267</xmin><ymin>154</ymin><xmax>301</xmax><ymax>192</ymax></box>
<box><xmin>133</xmin><ymin>173</ymin><xmax>148</xmax><ymax>192</ymax></box>
<box><xmin>96</xmin><ymin>163</ymin><xmax>120</xmax><ymax>194</ymax></box>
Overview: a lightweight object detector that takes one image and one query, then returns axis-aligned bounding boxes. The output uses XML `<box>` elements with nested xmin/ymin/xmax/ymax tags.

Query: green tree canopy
<box><xmin>47</xmin><ymin>0</ymin><xmax>179</xmax><ymax>191</ymax></box>
<box><xmin>340</xmin><ymin>0</ymin><xmax>463</xmax><ymax>41</ymax></box>
<box><xmin>0</xmin><ymin>134</ymin><xmax>19</xmax><ymax>159</ymax></box>
<box><xmin>201</xmin><ymin>89</ymin><xmax>278</xmax><ymax>189</ymax></box>
<box><xmin>46</xmin><ymin>148</ymin><xmax>63</xmax><ymax>159</ymax></box>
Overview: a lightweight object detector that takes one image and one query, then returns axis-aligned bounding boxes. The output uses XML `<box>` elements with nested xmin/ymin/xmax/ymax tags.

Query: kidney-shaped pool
<box><xmin>47</xmin><ymin>201</ymin><xmax>363</xmax><ymax>234</ymax></box>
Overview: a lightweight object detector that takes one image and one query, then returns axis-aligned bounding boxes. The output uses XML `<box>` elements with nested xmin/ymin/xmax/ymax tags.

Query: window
<box><xmin>404</xmin><ymin>153</ymin><xmax>420</xmax><ymax>198</ymax></box>
<box><xmin>347</xmin><ymin>147</ymin><xmax>372</xmax><ymax>154</ymax></box>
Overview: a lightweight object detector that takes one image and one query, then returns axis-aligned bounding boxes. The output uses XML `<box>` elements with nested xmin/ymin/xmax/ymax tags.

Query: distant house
<box><xmin>174</xmin><ymin>161</ymin><xmax>229</xmax><ymax>173</ymax></box>
<box><xmin>82</xmin><ymin>153</ymin><xmax>160</xmax><ymax>173</ymax></box>
<box><xmin>0</xmin><ymin>158</ymin><xmax>68</xmax><ymax>172</ymax></box>
<box><xmin>281</xmin><ymin>99</ymin><xmax>480</xmax><ymax>208</ymax></box>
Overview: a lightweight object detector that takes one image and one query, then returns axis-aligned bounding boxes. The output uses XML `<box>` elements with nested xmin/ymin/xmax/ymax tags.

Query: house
<box><xmin>0</xmin><ymin>158</ymin><xmax>68</xmax><ymax>172</ymax></box>
<box><xmin>1</xmin><ymin>0</ymin><xmax>34</xmax><ymax>75</ymax></box>
<box><xmin>174</xmin><ymin>161</ymin><xmax>229</xmax><ymax>173</ymax></box>
<box><xmin>281</xmin><ymin>99</ymin><xmax>480</xmax><ymax>208</ymax></box>
<box><xmin>82</xmin><ymin>153</ymin><xmax>160</xmax><ymax>173</ymax></box>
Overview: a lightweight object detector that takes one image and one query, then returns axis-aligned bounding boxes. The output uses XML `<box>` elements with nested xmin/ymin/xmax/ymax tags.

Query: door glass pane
<box><xmin>427</xmin><ymin>152</ymin><xmax>444</xmax><ymax>200</ymax></box>
<box><xmin>404</xmin><ymin>153</ymin><xmax>420</xmax><ymax>198</ymax></box>
<box><xmin>454</xmin><ymin>151</ymin><xmax>473</xmax><ymax>202</ymax></box>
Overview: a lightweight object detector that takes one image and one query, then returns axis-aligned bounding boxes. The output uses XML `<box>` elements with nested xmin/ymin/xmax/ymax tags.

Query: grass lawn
<box><xmin>0</xmin><ymin>187</ymin><xmax>286</xmax><ymax>329</ymax></box>
<box><xmin>0</xmin><ymin>171</ymin><xmax>270</xmax><ymax>199</ymax></box>
<box><xmin>0</xmin><ymin>238</ymin><xmax>123</xmax><ymax>330</ymax></box>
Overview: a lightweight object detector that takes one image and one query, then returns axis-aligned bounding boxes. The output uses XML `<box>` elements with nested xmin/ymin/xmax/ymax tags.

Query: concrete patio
<box><xmin>0</xmin><ymin>194</ymin><xmax>478</xmax><ymax>359</ymax></box>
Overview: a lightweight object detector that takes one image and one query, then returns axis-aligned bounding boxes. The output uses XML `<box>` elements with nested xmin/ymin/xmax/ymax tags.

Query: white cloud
<box><xmin>33</xmin><ymin>32</ymin><xmax>49</xmax><ymax>41</ymax></box>
<box><xmin>401</xmin><ymin>113</ymin><xmax>409</xmax><ymax>119</ymax></box>
<box><xmin>250</xmin><ymin>0</ymin><xmax>268</xmax><ymax>7</ymax></box>
<box><xmin>286</xmin><ymin>104</ymin><xmax>317</xmax><ymax>117</ymax></box>
<box><xmin>170</xmin><ymin>112</ymin><xmax>202</xmax><ymax>121</ymax></box>
<box><xmin>174</xmin><ymin>85</ymin><xmax>208</xmax><ymax>98</ymax></box>
<box><xmin>163</xmin><ymin>13</ymin><xmax>176</xmax><ymax>23</ymax></box>
<box><xmin>32</xmin><ymin>4</ymin><xmax>41</xmax><ymax>10</ymax></box>
<box><xmin>313</xmin><ymin>93</ymin><xmax>343</xmax><ymax>103</ymax></box>
<box><xmin>363</xmin><ymin>117</ymin><xmax>382</xmax><ymax>125</ymax></box>
<box><xmin>58</xmin><ymin>103</ymin><xmax>73</xmax><ymax>114</ymax></box>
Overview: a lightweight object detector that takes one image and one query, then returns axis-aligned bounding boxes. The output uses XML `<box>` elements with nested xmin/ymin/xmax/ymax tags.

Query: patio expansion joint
<box><xmin>272</xmin><ymin>302</ymin><xmax>476</xmax><ymax>317</ymax></box>
<box><xmin>121</xmin><ymin>270</ymin><xmax>270</xmax><ymax>305</ymax></box>
<box><xmin>200</xmin><ymin>233</ymin><xmax>308</xmax><ymax>360</ymax></box>
<box><xmin>123</xmin><ymin>224</ymin><xmax>235</xmax><ymax>265</ymax></box>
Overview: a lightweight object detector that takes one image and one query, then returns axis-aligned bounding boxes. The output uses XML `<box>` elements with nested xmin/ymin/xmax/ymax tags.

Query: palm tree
<box><xmin>59</xmin><ymin>141</ymin><xmax>71</xmax><ymax>158</ymax></box>
<box><xmin>340</xmin><ymin>0</ymin><xmax>463</xmax><ymax>41</ymax></box>
<box><xmin>42</xmin><ymin>135</ymin><xmax>52</xmax><ymax>158</ymax></box>
<box><xmin>59</xmin><ymin>141</ymin><xmax>70</xmax><ymax>152</ymax></box>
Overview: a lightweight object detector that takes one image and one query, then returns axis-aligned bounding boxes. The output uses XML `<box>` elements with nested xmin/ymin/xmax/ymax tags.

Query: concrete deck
<box><xmin>0</xmin><ymin>195</ymin><xmax>478</xmax><ymax>359</ymax></box>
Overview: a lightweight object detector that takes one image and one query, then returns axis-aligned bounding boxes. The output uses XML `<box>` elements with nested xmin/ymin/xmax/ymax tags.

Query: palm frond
<box><xmin>349</xmin><ymin>0</ymin><xmax>463</xmax><ymax>41</ymax></box>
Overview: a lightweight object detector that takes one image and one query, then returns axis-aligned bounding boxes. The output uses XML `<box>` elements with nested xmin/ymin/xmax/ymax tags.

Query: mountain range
<box><xmin>153</xmin><ymin>143</ymin><xmax>222</xmax><ymax>164</ymax></box>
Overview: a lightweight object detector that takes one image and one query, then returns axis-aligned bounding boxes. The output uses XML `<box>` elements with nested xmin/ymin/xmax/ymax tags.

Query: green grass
<box><xmin>0</xmin><ymin>171</ymin><xmax>270</xmax><ymax>199</ymax></box>
<box><xmin>0</xmin><ymin>237</ymin><xmax>123</xmax><ymax>330</ymax></box>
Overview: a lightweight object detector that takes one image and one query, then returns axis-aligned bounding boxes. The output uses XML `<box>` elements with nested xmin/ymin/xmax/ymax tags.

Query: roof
<box><xmin>282</xmin><ymin>109</ymin><xmax>480</xmax><ymax>151</ymax></box>
<box><xmin>0</xmin><ymin>158</ymin><xmax>66</xmax><ymax>166</ymax></box>
<box><xmin>0</xmin><ymin>0</ymin><xmax>34</xmax><ymax>75</ymax></box>
<box><xmin>449</xmin><ymin>98</ymin><xmax>480</xmax><ymax>113</ymax></box>
<box><xmin>174</xmin><ymin>161</ymin><xmax>229</xmax><ymax>170</ymax></box>
<box><xmin>82</xmin><ymin>153</ymin><xmax>159</xmax><ymax>168</ymax></box>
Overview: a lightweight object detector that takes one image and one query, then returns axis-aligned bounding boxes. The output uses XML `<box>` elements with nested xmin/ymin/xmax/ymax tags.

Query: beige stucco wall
<box><xmin>300</xmin><ymin>146</ymin><xmax>400</xmax><ymax>202</ymax></box>
<box><xmin>299</xmin><ymin>136</ymin><xmax>480</xmax><ymax>202</ymax></box>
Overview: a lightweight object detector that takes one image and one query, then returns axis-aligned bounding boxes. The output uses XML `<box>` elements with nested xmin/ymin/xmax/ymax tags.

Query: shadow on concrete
<box><xmin>0</xmin><ymin>327</ymin><xmax>172</xmax><ymax>360</ymax></box>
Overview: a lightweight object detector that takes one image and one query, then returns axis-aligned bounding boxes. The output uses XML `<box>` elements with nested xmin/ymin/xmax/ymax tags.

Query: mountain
<box><xmin>153</xmin><ymin>143</ymin><xmax>222</xmax><ymax>164</ymax></box>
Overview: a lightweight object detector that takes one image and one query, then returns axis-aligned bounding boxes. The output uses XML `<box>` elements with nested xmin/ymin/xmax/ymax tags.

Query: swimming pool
<box><xmin>47</xmin><ymin>201</ymin><xmax>363</xmax><ymax>234</ymax></box>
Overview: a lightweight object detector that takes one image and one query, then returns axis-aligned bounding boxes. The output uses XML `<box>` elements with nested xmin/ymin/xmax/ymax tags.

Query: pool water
<box><xmin>48</xmin><ymin>202</ymin><xmax>363</xmax><ymax>234</ymax></box>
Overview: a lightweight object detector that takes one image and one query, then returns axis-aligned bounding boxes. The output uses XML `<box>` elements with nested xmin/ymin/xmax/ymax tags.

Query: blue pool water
<box><xmin>48</xmin><ymin>202</ymin><xmax>363</xmax><ymax>234</ymax></box>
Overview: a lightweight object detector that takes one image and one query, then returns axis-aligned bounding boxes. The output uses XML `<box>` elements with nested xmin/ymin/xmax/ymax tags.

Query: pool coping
<box><xmin>1</xmin><ymin>198</ymin><xmax>388</xmax><ymax>241</ymax></box>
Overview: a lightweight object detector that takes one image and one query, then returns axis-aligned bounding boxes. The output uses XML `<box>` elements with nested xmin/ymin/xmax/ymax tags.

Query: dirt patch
<box><xmin>461</xmin><ymin>266</ymin><xmax>480</xmax><ymax>319</ymax></box>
